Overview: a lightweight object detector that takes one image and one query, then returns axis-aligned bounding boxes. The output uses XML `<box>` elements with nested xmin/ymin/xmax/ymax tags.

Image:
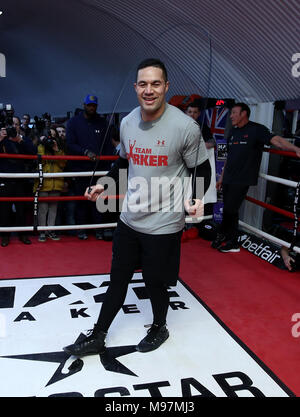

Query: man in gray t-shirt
<box><xmin>63</xmin><ymin>58</ymin><xmax>211</xmax><ymax>357</ymax></box>
<box><xmin>119</xmin><ymin>102</ymin><xmax>207</xmax><ymax>234</ymax></box>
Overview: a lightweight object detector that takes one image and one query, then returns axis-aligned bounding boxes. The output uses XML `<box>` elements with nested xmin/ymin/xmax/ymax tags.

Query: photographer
<box><xmin>0</xmin><ymin>116</ymin><xmax>37</xmax><ymax>247</ymax></box>
<box><xmin>34</xmin><ymin>127</ymin><xmax>66</xmax><ymax>242</ymax></box>
<box><xmin>21</xmin><ymin>114</ymin><xmax>32</xmax><ymax>138</ymax></box>
<box><xmin>33</xmin><ymin>113</ymin><xmax>52</xmax><ymax>137</ymax></box>
<box><xmin>55</xmin><ymin>124</ymin><xmax>76</xmax><ymax>234</ymax></box>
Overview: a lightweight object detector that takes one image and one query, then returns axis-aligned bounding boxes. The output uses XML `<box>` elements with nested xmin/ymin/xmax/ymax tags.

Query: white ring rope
<box><xmin>259</xmin><ymin>173</ymin><xmax>298</xmax><ymax>188</ymax></box>
<box><xmin>0</xmin><ymin>215</ymin><xmax>213</xmax><ymax>233</ymax></box>
<box><xmin>0</xmin><ymin>171</ymin><xmax>107</xmax><ymax>178</ymax></box>
<box><xmin>239</xmin><ymin>221</ymin><xmax>300</xmax><ymax>254</ymax></box>
<box><xmin>0</xmin><ymin>223</ymin><xmax>118</xmax><ymax>232</ymax></box>
<box><xmin>1</xmin><ymin>171</ymin><xmax>297</xmax><ymax>189</ymax></box>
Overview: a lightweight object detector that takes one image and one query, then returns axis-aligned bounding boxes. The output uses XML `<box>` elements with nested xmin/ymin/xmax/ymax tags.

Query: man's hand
<box><xmin>281</xmin><ymin>248</ymin><xmax>295</xmax><ymax>272</ymax></box>
<box><xmin>52</xmin><ymin>140</ymin><xmax>59</xmax><ymax>152</ymax></box>
<box><xmin>283</xmin><ymin>253</ymin><xmax>295</xmax><ymax>272</ymax></box>
<box><xmin>270</xmin><ymin>136</ymin><xmax>300</xmax><ymax>158</ymax></box>
<box><xmin>281</xmin><ymin>247</ymin><xmax>296</xmax><ymax>272</ymax></box>
<box><xmin>9</xmin><ymin>134</ymin><xmax>23</xmax><ymax>143</ymax></box>
<box><xmin>84</xmin><ymin>184</ymin><xmax>105</xmax><ymax>202</ymax></box>
<box><xmin>216</xmin><ymin>179</ymin><xmax>223</xmax><ymax>191</ymax></box>
<box><xmin>184</xmin><ymin>198</ymin><xmax>204</xmax><ymax>219</ymax></box>
<box><xmin>85</xmin><ymin>149</ymin><xmax>97</xmax><ymax>161</ymax></box>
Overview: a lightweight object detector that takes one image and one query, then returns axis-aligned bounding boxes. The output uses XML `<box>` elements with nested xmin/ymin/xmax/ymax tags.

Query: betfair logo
<box><xmin>0</xmin><ymin>53</ymin><xmax>6</xmax><ymax>77</ymax></box>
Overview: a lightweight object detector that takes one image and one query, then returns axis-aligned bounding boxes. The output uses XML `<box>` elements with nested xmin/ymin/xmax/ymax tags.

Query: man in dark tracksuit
<box><xmin>212</xmin><ymin>102</ymin><xmax>300</xmax><ymax>253</ymax></box>
<box><xmin>66</xmin><ymin>95</ymin><xmax>115</xmax><ymax>240</ymax></box>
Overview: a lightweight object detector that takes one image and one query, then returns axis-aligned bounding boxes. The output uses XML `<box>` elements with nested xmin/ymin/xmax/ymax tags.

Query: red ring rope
<box><xmin>0</xmin><ymin>195</ymin><xmax>123</xmax><ymax>201</ymax></box>
<box><xmin>0</xmin><ymin>154</ymin><xmax>119</xmax><ymax>160</ymax></box>
<box><xmin>245</xmin><ymin>196</ymin><xmax>299</xmax><ymax>221</ymax></box>
<box><xmin>0</xmin><ymin>147</ymin><xmax>298</xmax><ymax>161</ymax></box>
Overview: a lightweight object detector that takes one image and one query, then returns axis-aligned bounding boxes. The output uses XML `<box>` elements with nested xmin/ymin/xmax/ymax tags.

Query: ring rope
<box><xmin>259</xmin><ymin>173</ymin><xmax>298</xmax><ymax>188</ymax></box>
<box><xmin>0</xmin><ymin>146</ymin><xmax>298</xmax><ymax>161</ymax></box>
<box><xmin>239</xmin><ymin>221</ymin><xmax>300</xmax><ymax>255</ymax></box>
<box><xmin>0</xmin><ymin>171</ymin><xmax>107</xmax><ymax>178</ymax></box>
<box><xmin>0</xmin><ymin>216</ymin><xmax>213</xmax><ymax>233</ymax></box>
<box><xmin>0</xmin><ymin>154</ymin><xmax>118</xmax><ymax>161</ymax></box>
<box><xmin>245</xmin><ymin>196</ymin><xmax>299</xmax><ymax>222</ymax></box>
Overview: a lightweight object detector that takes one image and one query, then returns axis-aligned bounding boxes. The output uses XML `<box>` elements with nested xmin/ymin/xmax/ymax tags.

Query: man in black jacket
<box><xmin>212</xmin><ymin>103</ymin><xmax>300</xmax><ymax>253</ymax></box>
<box><xmin>66</xmin><ymin>95</ymin><xmax>115</xmax><ymax>240</ymax></box>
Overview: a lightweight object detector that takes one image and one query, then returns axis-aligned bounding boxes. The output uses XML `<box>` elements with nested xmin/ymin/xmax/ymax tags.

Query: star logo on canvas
<box><xmin>1</xmin><ymin>333</ymin><xmax>138</xmax><ymax>387</ymax></box>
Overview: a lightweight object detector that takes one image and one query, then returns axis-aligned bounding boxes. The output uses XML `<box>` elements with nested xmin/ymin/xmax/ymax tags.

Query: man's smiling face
<box><xmin>134</xmin><ymin>66</ymin><xmax>169</xmax><ymax>122</ymax></box>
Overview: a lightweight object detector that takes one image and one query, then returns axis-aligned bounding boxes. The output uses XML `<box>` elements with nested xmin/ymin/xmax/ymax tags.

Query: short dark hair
<box><xmin>136</xmin><ymin>58</ymin><xmax>168</xmax><ymax>82</ymax></box>
<box><xmin>234</xmin><ymin>102</ymin><xmax>251</xmax><ymax>118</ymax></box>
<box><xmin>13</xmin><ymin>116</ymin><xmax>21</xmax><ymax>124</ymax></box>
<box><xmin>187</xmin><ymin>101</ymin><xmax>200</xmax><ymax>110</ymax></box>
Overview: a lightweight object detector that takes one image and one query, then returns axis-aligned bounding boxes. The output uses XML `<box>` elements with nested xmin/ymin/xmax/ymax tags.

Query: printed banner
<box><xmin>205</xmin><ymin>106</ymin><xmax>229</xmax><ymax>223</ymax></box>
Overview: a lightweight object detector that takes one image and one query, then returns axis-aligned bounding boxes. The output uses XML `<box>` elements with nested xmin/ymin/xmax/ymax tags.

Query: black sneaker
<box><xmin>47</xmin><ymin>231</ymin><xmax>60</xmax><ymax>241</ymax></box>
<box><xmin>136</xmin><ymin>324</ymin><xmax>169</xmax><ymax>353</ymax></box>
<box><xmin>218</xmin><ymin>241</ymin><xmax>240</xmax><ymax>253</ymax></box>
<box><xmin>211</xmin><ymin>233</ymin><xmax>226</xmax><ymax>249</ymax></box>
<box><xmin>78</xmin><ymin>231</ymin><xmax>88</xmax><ymax>240</ymax></box>
<box><xmin>95</xmin><ymin>230</ymin><xmax>103</xmax><ymax>240</ymax></box>
<box><xmin>1</xmin><ymin>236</ymin><xmax>9</xmax><ymax>247</ymax></box>
<box><xmin>38</xmin><ymin>233</ymin><xmax>47</xmax><ymax>242</ymax></box>
<box><xmin>19</xmin><ymin>235</ymin><xmax>32</xmax><ymax>245</ymax></box>
<box><xmin>103</xmin><ymin>229</ymin><xmax>114</xmax><ymax>241</ymax></box>
<box><xmin>63</xmin><ymin>326</ymin><xmax>106</xmax><ymax>357</ymax></box>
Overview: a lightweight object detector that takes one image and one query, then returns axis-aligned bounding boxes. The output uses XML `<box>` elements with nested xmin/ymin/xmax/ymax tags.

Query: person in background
<box><xmin>0</xmin><ymin>118</ymin><xmax>37</xmax><ymax>247</ymax></box>
<box><xmin>21</xmin><ymin>114</ymin><xmax>32</xmax><ymax>138</ymax></box>
<box><xmin>55</xmin><ymin>124</ymin><xmax>77</xmax><ymax>234</ymax></box>
<box><xmin>66</xmin><ymin>95</ymin><xmax>115</xmax><ymax>240</ymax></box>
<box><xmin>34</xmin><ymin>127</ymin><xmax>66</xmax><ymax>242</ymax></box>
<box><xmin>212</xmin><ymin>103</ymin><xmax>300</xmax><ymax>253</ymax></box>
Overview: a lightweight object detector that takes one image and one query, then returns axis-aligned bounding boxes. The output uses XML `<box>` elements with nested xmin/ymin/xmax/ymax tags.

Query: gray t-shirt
<box><xmin>119</xmin><ymin>103</ymin><xmax>208</xmax><ymax>234</ymax></box>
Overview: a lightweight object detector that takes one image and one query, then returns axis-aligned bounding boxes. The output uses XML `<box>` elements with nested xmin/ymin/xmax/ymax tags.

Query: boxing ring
<box><xmin>0</xmin><ymin>149</ymin><xmax>299</xmax><ymax>398</ymax></box>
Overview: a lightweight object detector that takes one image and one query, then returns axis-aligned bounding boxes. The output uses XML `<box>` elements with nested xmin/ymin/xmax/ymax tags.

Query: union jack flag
<box><xmin>204</xmin><ymin>106</ymin><xmax>229</xmax><ymax>142</ymax></box>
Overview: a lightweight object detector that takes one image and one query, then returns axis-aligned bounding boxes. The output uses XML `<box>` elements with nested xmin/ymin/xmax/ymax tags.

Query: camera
<box><xmin>0</xmin><ymin>104</ymin><xmax>18</xmax><ymax>139</ymax></box>
<box><xmin>5</xmin><ymin>126</ymin><xmax>18</xmax><ymax>139</ymax></box>
<box><xmin>41</xmin><ymin>130</ymin><xmax>56</xmax><ymax>152</ymax></box>
<box><xmin>34</xmin><ymin>113</ymin><xmax>51</xmax><ymax>134</ymax></box>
